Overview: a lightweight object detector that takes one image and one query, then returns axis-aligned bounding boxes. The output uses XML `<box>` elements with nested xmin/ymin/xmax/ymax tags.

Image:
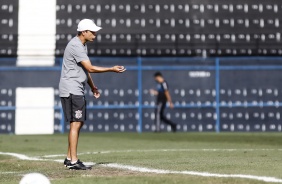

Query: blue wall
<box><xmin>1</xmin><ymin>57</ymin><xmax>282</xmax><ymax>133</ymax></box>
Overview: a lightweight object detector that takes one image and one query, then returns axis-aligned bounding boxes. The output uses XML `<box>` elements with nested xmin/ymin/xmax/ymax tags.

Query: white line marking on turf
<box><xmin>0</xmin><ymin>152</ymin><xmax>43</xmax><ymax>161</ymax></box>
<box><xmin>41</xmin><ymin>154</ymin><xmax>65</xmax><ymax>158</ymax></box>
<box><xmin>1</xmin><ymin>151</ymin><xmax>282</xmax><ymax>183</ymax></box>
<box><xmin>103</xmin><ymin>163</ymin><xmax>282</xmax><ymax>183</ymax></box>
<box><xmin>41</xmin><ymin>148</ymin><xmax>282</xmax><ymax>158</ymax></box>
<box><xmin>0</xmin><ymin>171</ymin><xmax>21</xmax><ymax>174</ymax></box>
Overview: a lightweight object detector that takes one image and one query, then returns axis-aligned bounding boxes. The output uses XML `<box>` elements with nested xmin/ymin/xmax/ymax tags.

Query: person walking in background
<box><xmin>59</xmin><ymin>19</ymin><xmax>126</xmax><ymax>170</ymax></box>
<box><xmin>150</xmin><ymin>72</ymin><xmax>177</xmax><ymax>132</ymax></box>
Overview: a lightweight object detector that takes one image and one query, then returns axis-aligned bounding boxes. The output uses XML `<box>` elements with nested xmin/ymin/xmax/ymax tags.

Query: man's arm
<box><xmin>81</xmin><ymin>60</ymin><xmax>125</xmax><ymax>73</ymax></box>
<box><xmin>164</xmin><ymin>90</ymin><xmax>174</xmax><ymax>108</ymax></box>
<box><xmin>87</xmin><ymin>72</ymin><xmax>100</xmax><ymax>98</ymax></box>
<box><xmin>87</xmin><ymin>72</ymin><xmax>97</xmax><ymax>91</ymax></box>
<box><xmin>150</xmin><ymin>89</ymin><xmax>158</xmax><ymax>96</ymax></box>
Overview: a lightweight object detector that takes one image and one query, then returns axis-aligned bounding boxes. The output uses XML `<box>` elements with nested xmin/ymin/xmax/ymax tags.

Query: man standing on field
<box><xmin>59</xmin><ymin>19</ymin><xmax>126</xmax><ymax>170</ymax></box>
<box><xmin>150</xmin><ymin>72</ymin><xmax>177</xmax><ymax>132</ymax></box>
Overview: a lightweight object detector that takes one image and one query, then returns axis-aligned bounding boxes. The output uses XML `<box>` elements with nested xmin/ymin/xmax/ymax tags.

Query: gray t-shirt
<box><xmin>59</xmin><ymin>36</ymin><xmax>89</xmax><ymax>97</ymax></box>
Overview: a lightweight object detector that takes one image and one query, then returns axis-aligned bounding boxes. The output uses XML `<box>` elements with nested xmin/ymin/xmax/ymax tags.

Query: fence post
<box><xmin>60</xmin><ymin>107</ymin><xmax>65</xmax><ymax>134</ymax></box>
<box><xmin>59</xmin><ymin>58</ymin><xmax>65</xmax><ymax>134</ymax></box>
<box><xmin>137</xmin><ymin>57</ymin><xmax>143</xmax><ymax>133</ymax></box>
<box><xmin>215</xmin><ymin>58</ymin><xmax>220</xmax><ymax>133</ymax></box>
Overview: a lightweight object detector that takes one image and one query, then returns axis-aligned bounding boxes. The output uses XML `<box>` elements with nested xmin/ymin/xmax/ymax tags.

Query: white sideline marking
<box><xmin>42</xmin><ymin>148</ymin><xmax>282</xmax><ymax>158</ymax></box>
<box><xmin>1</xmin><ymin>151</ymin><xmax>282</xmax><ymax>183</ymax></box>
<box><xmin>0</xmin><ymin>152</ymin><xmax>43</xmax><ymax>161</ymax></box>
<box><xmin>103</xmin><ymin>163</ymin><xmax>282</xmax><ymax>183</ymax></box>
<box><xmin>0</xmin><ymin>152</ymin><xmax>42</xmax><ymax>175</ymax></box>
<box><xmin>0</xmin><ymin>171</ymin><xmax>21</xmax><ymax>174</ymax></box>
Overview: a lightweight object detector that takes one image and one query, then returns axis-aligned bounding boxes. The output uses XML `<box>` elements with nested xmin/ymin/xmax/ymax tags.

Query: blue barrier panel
<box><xmin>1</xmin><ymin>57</ymin><xmax>282</xmax><ymax>133</ymax></box>
<box><xmin>215</xmin><ymin>58</ymin><xmax>220</xmax><ymax>133</ymax></box>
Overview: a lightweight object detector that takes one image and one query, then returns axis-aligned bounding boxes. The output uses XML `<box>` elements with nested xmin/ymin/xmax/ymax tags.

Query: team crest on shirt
<box><xmin>75</xmin><ymin>110</ymin><xmax>82</xmax><ymax>119</ymax></box>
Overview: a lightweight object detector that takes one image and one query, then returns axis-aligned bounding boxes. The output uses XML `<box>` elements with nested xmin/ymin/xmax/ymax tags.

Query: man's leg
<box><xmin>60</xmin><ymin>96</ymin><xmax>72</xmax><ymax>163</ymax></box>
<box><xmin>68</xmin><ymin>121</ymin><xmax>84</xmax><ymax>162</ymax></box>
<box><xmin>62</xmin><ymin>95</ymin><xmax>88</xmax><ymax>169</ymax></box>
<box><xmin>155</xmin><ymin>103</ymin><xmax>162</xmax><ymax>132</ymax></box>
<box><xmin>67</xmin><ymin>146</ymin><xmax>71</xmax><ymax>160</ymax></box>
<box><xmin>160</xmin><ymin>103</ymin><xmax>177</xmax><ymax>132</ymax></box>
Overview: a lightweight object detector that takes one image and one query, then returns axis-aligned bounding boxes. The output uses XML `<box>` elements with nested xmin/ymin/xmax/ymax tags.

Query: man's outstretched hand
<box><xmin>169</xmin><ymin>102</ymin><xmax>174</xmax><ymax>109</ymax></box>
<box><xmin>112</xmin><ymin>66</ymin><xmax>126</xmax><ymax>73</ymax></box>
<box><xmin>150</xmin><ymin>89</ymin><xmax>158</xmax><ymax>96</ymax></box>
<box><xmin>92</xmin><ymin>87</ymin><xmax>100</xmax><ymax>99</ymax></box>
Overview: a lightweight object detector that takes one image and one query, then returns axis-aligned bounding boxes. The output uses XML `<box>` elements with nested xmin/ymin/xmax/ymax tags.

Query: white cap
<box><xmin>77</xmin><ymin>19</ymin><xmax>102</xmax><ymax>32</ymax></box>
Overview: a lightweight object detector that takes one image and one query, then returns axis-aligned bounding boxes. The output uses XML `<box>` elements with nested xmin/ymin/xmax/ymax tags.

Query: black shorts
<box><xmin>61</xmin><ymin>94</ymin><xmax>86</xmax><ymax>122</ymax></box>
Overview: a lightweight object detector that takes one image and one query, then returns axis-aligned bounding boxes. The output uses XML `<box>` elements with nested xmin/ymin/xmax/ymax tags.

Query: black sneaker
<box><xmin>64</xmin><ymin>158</ymin><xmax>71</xmax><ymax>167</ymax></box>
<box><xmin>69</xmin><ymin>159</ymin><xmax>91</xmax><ymax>170</ymax></box>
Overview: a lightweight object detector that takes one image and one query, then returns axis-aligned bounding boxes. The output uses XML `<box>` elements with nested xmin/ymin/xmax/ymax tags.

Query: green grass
<box><xmin>1</xmin><ymin>133</ymin><xmax>282</xmax><ymax>184</ymax></box>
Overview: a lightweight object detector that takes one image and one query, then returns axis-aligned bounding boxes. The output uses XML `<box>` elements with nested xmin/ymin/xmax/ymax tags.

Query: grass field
<box><xmin>1</xmin><ymin>133</ymin><xmax>282</xmax><ymax>184</ymax></box>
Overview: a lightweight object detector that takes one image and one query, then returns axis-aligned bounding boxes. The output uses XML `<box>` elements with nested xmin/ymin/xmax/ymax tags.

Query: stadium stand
<box><xmin>55</xmin><ymin>0</ymin><xmax>282</xmax><ymax>57</ymax></box>
<box><xmin>0</xmin><ymin>0</ymin><xmax>18</xmax><ymax>56</ymax></box>
<box><xmin>1</xmin><ymin>0</ymin><xmax>282</xmax><ymax>133</ymax></box>
<box><xmin>0</xmin><ymin>88</ymin><xmax>15</xmax><ymax>133</ymax></box>
<box><xmin>1</xmin><ymin>0</ymin><xmax>282</xmax><ymax>57</ymax></box>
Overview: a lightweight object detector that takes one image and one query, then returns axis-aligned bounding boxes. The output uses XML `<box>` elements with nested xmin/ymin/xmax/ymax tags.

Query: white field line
<box><xmin>0</xmin><ymin>171</ymin><xmax>21</xmax><ymax>174</ymax></box>
<box><xmin>103</xmin><ymin>163</ymin><xmax>282</xmax><ymax>183</ymax></box>
<box><xmin>0</xmin><ymin>152</ymin><xmax>44</xmax><ymax>161</ymax></box>
<box><xmin>0</xmin><ymin>152</ymin><xmax>37</xmax><ymax>175</ymax></box>
<box><xmin>41</xmin><ymin>148</ymin><xmax>282</xmax><ymax>158</ymax></box>
<box><xmin>1</xmin><ymin>151</ymin><xmax>282</xmax><ymax>183</ymax></box>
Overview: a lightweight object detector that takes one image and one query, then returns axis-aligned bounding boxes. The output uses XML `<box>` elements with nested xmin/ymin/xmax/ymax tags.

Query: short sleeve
<box><xmin>162</xmin><ymin>82</ymin><xmax>168</xmax><ymax>90</ymax></box>
<box><xmin>71</xmin><ymin>44</ymin><xmax>89</xmax><ymax>63</ymax></box>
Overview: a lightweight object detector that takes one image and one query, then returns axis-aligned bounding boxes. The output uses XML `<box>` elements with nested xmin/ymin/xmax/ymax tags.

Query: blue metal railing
<box><xmin>1</xmin><ymin>56</ymin><xmax>282</xmax><ymax>133</ymax></box>
<box><xmin>137</xmin><ymin>57</ymin><xmax>143</xmax><ymax>133</ymax></box>
<box><xmin>215</xmin><ymin>58</ymin><xmax>220</xmax><ymax>133</ymax></box>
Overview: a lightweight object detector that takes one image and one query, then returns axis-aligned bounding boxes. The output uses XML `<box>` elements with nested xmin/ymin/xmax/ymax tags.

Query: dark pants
<box><xmin>155</xmin><ymin>102</ymin><xmax>176</xmax><ymax>132</ymax></box>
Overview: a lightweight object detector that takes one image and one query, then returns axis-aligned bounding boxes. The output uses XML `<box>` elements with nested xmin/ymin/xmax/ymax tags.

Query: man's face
<box><xmin>154</xmin><ymin>76</ymin><xmax>162</xmax><ymax>83</ymax></box>
<box><xmin>83</xmin><ymin>30</ymin><xmax>96</xmax><ymax>42</ymax></box>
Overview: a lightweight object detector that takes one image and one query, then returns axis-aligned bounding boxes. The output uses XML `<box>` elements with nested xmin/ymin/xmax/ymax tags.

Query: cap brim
<box><xmin>77</xmin><ymin>26</ymin><xmax>102</xmax><ymax>32</ymax></box>
<box><xmin>89</xmin><ymin>25</ymin><xmax>102</xmax><ymax>32</ymax></box>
